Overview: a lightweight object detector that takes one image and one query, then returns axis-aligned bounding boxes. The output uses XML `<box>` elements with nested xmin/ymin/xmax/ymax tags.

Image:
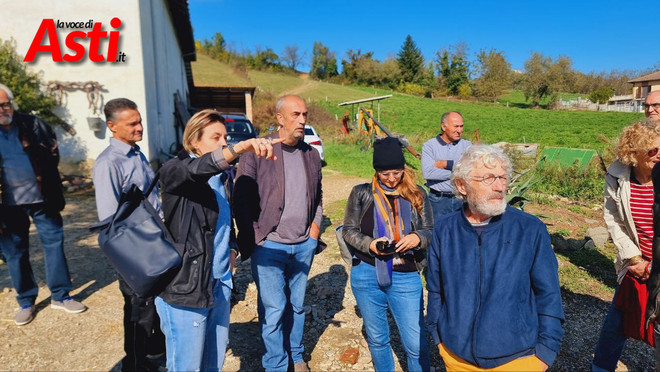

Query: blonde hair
<box><xmin>376</xmin><ymin>166</ymin><xmax>425</xmax><ymax>213</ymax></box>
<box><xmin>183</xmin><ymin>109</ymin><xmax>225</xmax><ymax>156</ymax></box>
<box><xmin>615</xmin><ymin>119</ymin><xmax>660</xmax><ymax>167</ymax></box>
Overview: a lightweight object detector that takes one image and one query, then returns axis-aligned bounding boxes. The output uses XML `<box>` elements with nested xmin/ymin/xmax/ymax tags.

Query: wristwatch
<box><xmin>227</xmin><ymin>143</ymin><xmax>239</xmax><ymax>158</ymax></box>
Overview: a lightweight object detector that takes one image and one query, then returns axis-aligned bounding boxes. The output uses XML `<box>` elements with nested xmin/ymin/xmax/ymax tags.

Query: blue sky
<box><xmin>189</xmin><ymin>0</ymin><xmax>658</xmax><ymax>75</ymax></box>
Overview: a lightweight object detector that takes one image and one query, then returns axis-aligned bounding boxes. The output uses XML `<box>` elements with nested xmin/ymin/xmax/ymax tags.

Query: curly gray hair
<box><xmin>451</xmin><ymin>144</ymin><xmax>513</xmax><ymax>201</ymax></box>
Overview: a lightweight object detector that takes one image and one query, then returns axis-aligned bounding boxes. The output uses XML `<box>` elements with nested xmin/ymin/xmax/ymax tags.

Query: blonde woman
<box><xmin>593</xmin><ymin>119</ymin><xmax>660</xmax><ymax>371</ymax></box>
<box><xmin>155</xmin><ymin>109</ymin><xmax>281</xmax><ymax>371</ymax></box>
<box><xmin>342</xmin><ymin>137</ymin><xmax>432</xmax><ymax>371</ymax></box>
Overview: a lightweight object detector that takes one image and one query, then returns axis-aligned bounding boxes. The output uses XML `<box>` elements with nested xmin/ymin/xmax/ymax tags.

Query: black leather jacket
<box><xmin>158</xmin><ymin>149</ymin><xmax>235</xmax><ymax>308</ymax></box>
<box><xmin>342</xmin><ymin>183</ymin><xmax>433</xmax><ymax>268</ymax></box>
<box><xmin>646</xmin><ymin>163</ymin><xmax>660</xmax><ymax>326</ymax></box>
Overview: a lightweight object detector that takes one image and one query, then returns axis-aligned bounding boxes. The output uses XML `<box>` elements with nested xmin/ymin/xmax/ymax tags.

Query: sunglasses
<box><xmin>648</xmin><ymin>148</ymin><xmax>659</xmax><ymax>157</ymax></box>
<box><xmin>0</xmin><ymin>100</ymin><xmax>13</xmax><ymax>110</ymax></box>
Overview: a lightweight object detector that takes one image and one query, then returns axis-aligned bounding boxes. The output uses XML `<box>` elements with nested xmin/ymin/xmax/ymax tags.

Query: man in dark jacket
<box><xmin>0</xmin><ymin>83</ymin><xmax>86</xmax><ymax>326</ymax></box>
<box><xmin>426</xmin><ymin>144</ymin><xmax>564</xmax><ymax>371</ymax></box>
<box><xmin>234</xmin><ymin>95</ymin><xmax>323</xmax><ymax>372</ymax></box>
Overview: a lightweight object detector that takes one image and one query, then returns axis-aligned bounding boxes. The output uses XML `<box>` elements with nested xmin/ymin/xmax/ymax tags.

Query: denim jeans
<box><xmin>155</xmin><ymin>281</ymin><xmax>232</xmax><ymax>372</ymax></box>
<box><xmin>592</xmin><ymin>287</ymin><xmax>625</xmax><ymax>372</ymax></box>
<box><xmin>0</xmin><ymin>203</ymin><xmax>72</xmax><ymax>307</ymax></box>
<box><xmin>350</xmin><ymin>261</ymin><xmax>430</xmax><ymax>372</ymax></box>
<box><xmin>427</xmin><ymin>193</ymin><xmax>462</xmax><ymax>224</ymax></box>
<box><xmin>251</xmin><ymin>238</ymin><xmax>316</xmax><ymax>371</ymax></box>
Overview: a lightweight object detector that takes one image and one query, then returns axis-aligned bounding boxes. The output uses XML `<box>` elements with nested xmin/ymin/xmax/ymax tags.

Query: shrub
<box><xmin>458</xmin><ymin>83</ymin><xmax>472</xmax><ymax>99</ymax></box>
<box><xmin>396</xmin><ymin>82</ymin><xmax>427</xmax><ymax>97</ymax></box>
<box><xmin>0</xmin><ymin>38</ymin><xmax>58</xmax><ymax>124</ymax></box>
<box><xmin>532</xmin><ymin>161</ymin><xmax>604</xmax><ymax>203</ymax></box>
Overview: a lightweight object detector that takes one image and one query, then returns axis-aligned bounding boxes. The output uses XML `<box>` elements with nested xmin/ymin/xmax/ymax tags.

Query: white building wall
<box><xmin>0</xmin><ymin>0</ymin><xmax>190</xmax><ymax>170</ymax></box>
<box><xmin>138</xmin><ymin>0</ymin><xmax>190</xmax><ymax>162</ymax></box>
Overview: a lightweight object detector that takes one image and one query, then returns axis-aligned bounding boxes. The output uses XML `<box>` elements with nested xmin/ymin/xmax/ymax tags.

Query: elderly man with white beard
<box><xmin>426</xmin><ymin>145</ymin><xmax>565</xmax><ymax>372</ymax></box>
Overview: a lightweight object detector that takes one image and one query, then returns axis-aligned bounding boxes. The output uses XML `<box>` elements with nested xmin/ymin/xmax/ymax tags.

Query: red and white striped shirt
<box><xmin>630</xmin><ymin>182</ymin><xmax>654</xmax><ymax>260</ymax></box>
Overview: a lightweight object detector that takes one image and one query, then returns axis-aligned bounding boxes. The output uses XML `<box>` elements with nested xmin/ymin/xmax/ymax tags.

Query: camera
<box><xmin>376</xmin><ymin>240</ymin><xmax>398</xmax><ymax>255</ymax></box>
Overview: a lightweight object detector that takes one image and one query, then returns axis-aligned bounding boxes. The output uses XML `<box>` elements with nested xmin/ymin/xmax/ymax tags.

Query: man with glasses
<box><xmin>0</xmin><ymin>83</ymin><xmax>86</xmax><ymax>326</ymax></box>
<box><xmin>421</xmin><ymin>111</ymin><xmax>472</xmax><ymax>223</ymax></box>
<box><xmin>645</xmin><ymin>91</ymin><xmax>660</xmax><ymax>122</ymax></box>
<box><xmin>426</xmin><ymin>145</ymin><xmax>564</xmax><ymax>371</ymax></box>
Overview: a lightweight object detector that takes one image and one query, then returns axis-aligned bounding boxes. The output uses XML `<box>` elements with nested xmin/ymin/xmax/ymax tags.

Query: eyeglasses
<box><xmin>377</xmin><ymin>170</ymin><xmax>404</xmax><ymax>178</ymax></box>
<box><xmin>472</xmin><ymin>174</ymin><xmax>508</xmax><ymax>185</ymax></box>
<box><xmin>0</xmin><ymin>100</ymin><xmax>13</xmax><ymax>110</ymax></box>
<box><xmin>648</xmin><ymin>148</ymin><xmax>659</xmax><ymax>157</ymax></box>
<box><xmin>644</xmin><ymin>103</ymin><xmax>660</xmax><ymax>111</ymax></box>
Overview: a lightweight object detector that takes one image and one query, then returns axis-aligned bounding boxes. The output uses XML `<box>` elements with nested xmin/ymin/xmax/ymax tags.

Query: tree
<box><xmin>310</xmin><ymin>42</ymin><xmax>338</xmax><ymax>80</ymax></box>
<box><xmin>436</xmin><ymin>42</ymin><xmax>470</xmax><ymax>95</ymax></box>
<box><xmin>472</xmin><ymin>49</ymin><xmax>512</xmax><ymax>101</ymax></box>
<box><xmin>282</xmin><ymin>44</ymin><xmax>305</xmax><ymax>72</ymax></box>
<box><xmin>341</xmin><ymin>50</ymin><xmax>401</xmax><ymax>89</ymax></box>
<box><xmin>200</xmin><ymin>32</ymin><xmax>228</xmax><ymax>61</ymax></box>
<box><xmin>522</xmin><ymin>52</ymin><xmax>574</xmax><ymax>108</ymax></box>
<box><xmin>397</xmin><ymin>35</ymin><xmax>424</xmax><ymax>84</ymax></box>
<box><xmin>0</xmin><ymin>38</ymin><xmax>57</xmax><ymax>124</ymax></box>
<box><xmin>247</xmin><ymin>46</ymin><xmax>279</xmax><ymax>70</ymax></box>
<box><xmin>589</xmin><ymin>87</ymin><xmax>615</xmax><ymax>104</ymax></box>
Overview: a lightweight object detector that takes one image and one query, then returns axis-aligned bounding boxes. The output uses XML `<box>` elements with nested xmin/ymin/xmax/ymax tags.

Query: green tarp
<box><xmin>538</xmin><ymin>147</ymin><xmax>597</xmax><ymax>172</ymax></box>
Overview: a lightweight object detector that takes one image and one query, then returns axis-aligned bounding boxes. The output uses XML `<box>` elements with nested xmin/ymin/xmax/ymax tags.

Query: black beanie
<box><xmin>373</xmin><ymin>137</ymin><xmax>405</xmax><ymax>171</ymax></box>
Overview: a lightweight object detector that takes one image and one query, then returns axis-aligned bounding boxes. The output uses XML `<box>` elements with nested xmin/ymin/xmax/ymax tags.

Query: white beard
<box><xmin>0</xmin><ymin>113</ymin><xmax>12</xmax><ymax>126</ymax></box>
<box><xmin>466</xmin><ymin>192</ymin><xmax>507</xmax><ymax>217</ymax></box>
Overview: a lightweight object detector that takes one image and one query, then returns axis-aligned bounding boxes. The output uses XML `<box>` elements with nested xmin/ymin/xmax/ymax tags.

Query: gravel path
<box><xmin>0</xmin><ymin>169</ymin><xmax>656</xmax><ymax>371</ymax></box>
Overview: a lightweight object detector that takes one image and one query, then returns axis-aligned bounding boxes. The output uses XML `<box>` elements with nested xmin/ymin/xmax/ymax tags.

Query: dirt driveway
<box><xmin>0</xmin><ymin>170</ymin><xmax>656</xmax><ymax>371</ymax></box>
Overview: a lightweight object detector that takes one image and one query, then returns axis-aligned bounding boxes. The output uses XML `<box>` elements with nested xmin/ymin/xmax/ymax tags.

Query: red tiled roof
<box><xmin>628</xmin><ymin>70</ymin><xmax>660</xmax><ymax>83</ymax></box>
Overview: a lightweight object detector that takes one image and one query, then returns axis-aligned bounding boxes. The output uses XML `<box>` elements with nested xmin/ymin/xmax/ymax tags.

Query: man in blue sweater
<box><xmin>426</xmin><ymin>145</ymin><xmax>564</xmax><ymax>371</ymax></box>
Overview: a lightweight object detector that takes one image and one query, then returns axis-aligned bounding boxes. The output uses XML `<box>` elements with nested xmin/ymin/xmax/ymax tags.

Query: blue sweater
<box><xmin>426</xmin><ymin>206</ymin><xmax>564</xmax><ymax>368</ymax></box>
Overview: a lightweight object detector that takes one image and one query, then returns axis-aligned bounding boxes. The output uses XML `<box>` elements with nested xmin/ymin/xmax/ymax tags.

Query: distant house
<box><xmin>1</xmin><ymin>0</ymin><xmax>196</xmax><ymax>173</ymax></box>
<box><xmin>629</xmin><ymin>70</ymin><xmax>660</xmax><ymax>101</ymax></box>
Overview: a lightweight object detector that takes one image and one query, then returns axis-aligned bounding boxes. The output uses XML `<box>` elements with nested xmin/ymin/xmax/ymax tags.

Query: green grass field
<box><xmin>191</xmin><ymin>54</ymin><xmax>644</xmax><ymax>179</ymax></box>
<box><xmin>192</xmin><ymin>54</ymin><xmax>252</xmax><ymax>86</ymax></box>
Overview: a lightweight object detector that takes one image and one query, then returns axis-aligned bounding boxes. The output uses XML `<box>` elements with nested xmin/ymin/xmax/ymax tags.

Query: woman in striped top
<box><xmin>593</xmin><ymin>119</ymin><xmax>660</xmax><ymax>371</ymax></box>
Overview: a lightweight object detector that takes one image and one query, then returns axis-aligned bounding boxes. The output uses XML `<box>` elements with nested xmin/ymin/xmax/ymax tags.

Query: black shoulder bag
<box><xmin>90</xmin><ymin>173</ymin><xmax>182</xmax><ymax>297</ymax></box>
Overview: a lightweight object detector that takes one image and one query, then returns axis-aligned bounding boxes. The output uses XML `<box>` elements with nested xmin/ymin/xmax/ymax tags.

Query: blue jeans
<box><xmin>350</xmin><ymin>261</ymin><xmax>430</xmax><ymax>372</ymax></box>
<box><xmin>251</xmin><ymin>238</ymin><xmax>316</xmax><ymax>371</ymax></box>
<box><xmin>155</xmin><ymin>281</ymin><xmax>232</xmax><ymax>372</ymax></box>
<box><xmin>0</xmin><ymin>203</ymin><xmax>72</xmax><ymax>307</ymax></box>
<box><xmin>427</xmin><ymin>193</ymin><xmax>462</xmax><ymax>224</ymax></box>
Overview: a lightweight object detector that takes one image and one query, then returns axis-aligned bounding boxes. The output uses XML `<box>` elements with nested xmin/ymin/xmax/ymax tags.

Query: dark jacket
<box><xmin>426</xmin><ymin>206</ymin><xmax>565</xmax><ymax>368</ymax></box>
<box><xmin>233</xmin><ymin>134</ymin><xmax>323</xmax><ymax>259</ymax></box>
<box><xmin>0</xmin><ymin>112</ymin><xmax>64</xmax><ymax>211</ymax></box>
<box><xmin>342</xmin><ymin>183</ymin><xmax>433</xmax><ymax>269</ymax></box>
<box><xmin>158</xmin><ymin>149</ymin><xmax>233</xmax><ymax>308</ymax></box>
<box><xmin>645</xmin><ymin>163</ymin><xmax>660</xmax><ymax>326</ymax></box>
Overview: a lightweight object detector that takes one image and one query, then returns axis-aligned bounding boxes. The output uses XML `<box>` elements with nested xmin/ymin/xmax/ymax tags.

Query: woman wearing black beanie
<box><xmin>342</xmin><ymin>136</ymin><xmax>432</xmax><ymax>371</ymax></box>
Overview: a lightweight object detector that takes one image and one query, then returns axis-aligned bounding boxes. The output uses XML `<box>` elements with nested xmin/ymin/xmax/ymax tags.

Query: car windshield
<box><xmin>304</xmin><ymin>127</ymin><xmax>314</xmax><ymax>135</ymax></box>
<box><xmin>226</xmin><ymin>121</ymin><xmax>254</xmax><ymax>134</ymax></box>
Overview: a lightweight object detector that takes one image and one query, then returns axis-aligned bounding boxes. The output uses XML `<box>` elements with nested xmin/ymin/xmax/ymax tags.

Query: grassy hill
<box><xmin>191</xmin><ymin>55</ymin><xmax>644</xmax><ymax>178</ymax></box>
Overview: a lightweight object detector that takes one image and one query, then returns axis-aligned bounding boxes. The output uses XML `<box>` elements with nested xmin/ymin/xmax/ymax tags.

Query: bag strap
<box><xmin>144</xmin><ymin>170</ymin><xmax>160</xmax><ymax>197</ymax></box>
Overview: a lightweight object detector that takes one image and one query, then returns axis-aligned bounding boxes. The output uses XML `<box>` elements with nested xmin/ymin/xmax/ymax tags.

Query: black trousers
<box><xmin>119</xmin><ymin>279</ymin><xmax>165</xmax><ymax>371</ymax></box>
